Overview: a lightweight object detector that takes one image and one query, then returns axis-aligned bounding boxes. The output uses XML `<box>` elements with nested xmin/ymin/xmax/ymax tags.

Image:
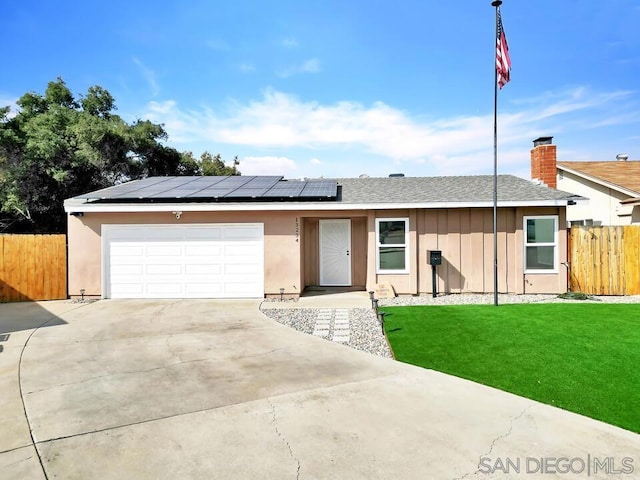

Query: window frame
<box><xmin>375</xmin><ymin>217</ymin><xmax>410</xmax><ymax>274</ymax></box>
<box><xmin>523</xmin><ymin>215</ymin><xmax>559</xmax><ymax>274</ymax></box>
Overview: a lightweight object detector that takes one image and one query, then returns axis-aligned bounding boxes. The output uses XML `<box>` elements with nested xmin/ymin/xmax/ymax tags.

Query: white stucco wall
<box><xmin>558</xmin><ymin>172</ymin><xmax>635</xmax><ymax>226</ymax></box>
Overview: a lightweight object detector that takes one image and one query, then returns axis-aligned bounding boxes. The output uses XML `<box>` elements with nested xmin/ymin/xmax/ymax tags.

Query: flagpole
<box><xmin>491</xmin><ymin>0</ymin><xmax>502</xmax><ymax>307</ymax></box>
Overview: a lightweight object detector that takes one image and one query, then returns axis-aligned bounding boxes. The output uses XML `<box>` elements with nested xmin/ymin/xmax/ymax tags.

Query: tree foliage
<box><xmin>0</xmin><ymin>78</ymin><xmax>239</xmax><ymax>233</ymax></box>
<box><xmin>180</xmin><ymin>151</ymin><xmax>241</xmax><ymax>176</ymax></box>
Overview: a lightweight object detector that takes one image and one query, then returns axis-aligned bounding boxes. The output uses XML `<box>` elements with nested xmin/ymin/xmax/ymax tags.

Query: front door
<box><xmin>319</xmin><ymin>219</ymin><xmax>351</xmax><ymax>286</ymax></box>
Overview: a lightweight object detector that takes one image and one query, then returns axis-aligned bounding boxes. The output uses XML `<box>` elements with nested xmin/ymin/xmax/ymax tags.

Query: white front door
<box><xmin>319</xmin><ymin>219</ymin><xmax>351</xmax><ymax>286</ymax></box>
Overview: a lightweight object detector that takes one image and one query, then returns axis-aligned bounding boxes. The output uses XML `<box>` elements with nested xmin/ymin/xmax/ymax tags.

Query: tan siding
<box><xmin>67</xmin><ymin>206</ymin><xmax>568</xmax><ymax>298</ymax></box>
<box><xmin>482</xmin><ymin>209</ymin><xmax>494</xmax><ymax>292</ymax></box>
<box><xmin>303</xmin><ymin>218</ymin><xmax>319</xmax><ymax>286</ymax></box>
<box><xmin>351</xmin><ymin>217</ymin><xmax>367</xmax><ymax>287</ymax></box>
<box><xmin>446</xmin><ymin>209</ymin><xmax>463</xmax><ymax>293</ymax></box>
<box><xmin>468</xmin><ymin>210</ymin><xmax>486</xmax><ymax>292</ymax></box>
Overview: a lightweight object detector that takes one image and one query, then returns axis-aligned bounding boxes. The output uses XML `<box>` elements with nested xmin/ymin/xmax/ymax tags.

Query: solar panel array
<box><xmin>76</xmin><ymin>176</ymin><xmax>338</xmax><ymax>202</ymax></box>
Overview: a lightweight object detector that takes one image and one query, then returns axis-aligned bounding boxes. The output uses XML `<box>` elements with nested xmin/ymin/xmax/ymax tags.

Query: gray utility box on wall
<box><xmin>428</xmin><ymin>250</ymin><xmax>442</xmax><ymax>266</ymax></box>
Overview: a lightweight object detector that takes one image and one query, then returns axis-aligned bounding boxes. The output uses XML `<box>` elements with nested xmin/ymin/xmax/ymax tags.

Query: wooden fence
<box><xmin>0</xmin><ymin>234</ymin><xmax>67</xmax><ymax>302</ymax></box>
<box><xmin>568</xmin><ymin>226</ymin><xmax>640</xmax><ymax>295</ymax></box>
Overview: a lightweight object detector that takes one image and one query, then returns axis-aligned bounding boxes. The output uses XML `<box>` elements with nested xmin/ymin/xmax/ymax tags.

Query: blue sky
<box><xmin>2</xmin><ymin>0</ymin><xmax>640</xmax><ymax>179</ymax></box>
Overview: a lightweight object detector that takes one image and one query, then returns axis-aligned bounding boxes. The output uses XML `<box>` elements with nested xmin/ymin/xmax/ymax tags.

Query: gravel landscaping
<box><xmin>260</xmin><ymin>307</ymin><xmax>393</xmax><ymax>358</ymax></box>
<box><xmin>260</xmin><ymin>293</ymin><xmax>640</xmax><ymax>359</ymax></box>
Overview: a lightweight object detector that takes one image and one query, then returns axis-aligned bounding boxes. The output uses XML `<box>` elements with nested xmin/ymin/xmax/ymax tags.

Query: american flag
<box><xmin>496</xmin><ymin>9</ymin><xmax>511</xmax><ymax>89</ymax></box>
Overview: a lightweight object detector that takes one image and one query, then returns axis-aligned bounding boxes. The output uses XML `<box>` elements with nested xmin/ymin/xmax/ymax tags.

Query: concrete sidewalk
<box><xmin>1</xmin><ymin>299</ymin><xmax>639</xmax><ymax>479</ymax></box>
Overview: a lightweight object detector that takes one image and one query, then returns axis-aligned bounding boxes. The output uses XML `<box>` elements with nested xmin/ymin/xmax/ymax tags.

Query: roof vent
<box><xmin>359</xmin><ymin>174</ymin><xmax>370</xmax><ymax>178</ymax></box>
<box><xmin>533</xmin><ymin>136</ymin><xmax>554</xmax><ymax>147</ymax></box>
<box><xmin>616</xmin><ymin>153</ymin><xmax>629</xmax><ymax>162</ymax></box>
<box><xmin>389</xmin><ymin>173</ymin><xmax>405</xmax><ymax>177</ymax></box>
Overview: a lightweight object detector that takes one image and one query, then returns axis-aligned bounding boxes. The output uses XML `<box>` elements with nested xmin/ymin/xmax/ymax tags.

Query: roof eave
<box><xmin>64</xmin><ymin>199</ymin><xmax>570</xmax><ymax>214</ymax></box>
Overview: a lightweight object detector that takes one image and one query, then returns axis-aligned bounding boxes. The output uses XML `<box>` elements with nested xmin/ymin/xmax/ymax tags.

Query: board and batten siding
<box><xmin>377</xmin><ymin>207</ymin><xmax>567</xmax><ymax>295</ymax></box>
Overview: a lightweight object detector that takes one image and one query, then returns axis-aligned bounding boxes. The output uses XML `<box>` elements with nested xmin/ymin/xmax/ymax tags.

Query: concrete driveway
<box><xmin>1</xmin><ymin>300</ymin><xmax>639</xmax><ymax>479</ymax></box>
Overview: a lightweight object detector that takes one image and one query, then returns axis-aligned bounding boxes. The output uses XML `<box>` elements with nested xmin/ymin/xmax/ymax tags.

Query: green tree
<box><xmin>0</xmin><ymin>78</ymin><xmax>203</xmax><ymax>233</ymax></box>
<box><xmin>200</xmin><ymin>152</ymin><xmax>241</xmax><ymax>176</ymax></box>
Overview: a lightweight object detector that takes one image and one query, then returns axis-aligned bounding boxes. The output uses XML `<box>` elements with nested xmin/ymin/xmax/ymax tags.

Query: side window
<box><xmin>376</xmin><ymin>218</ymin><xmax>409</xmax><ymax>273</ymax></box>
<box><xmin>524</xmin><ymin>216</ymin><xmax>558</xmax><ymax>272</ymax></box>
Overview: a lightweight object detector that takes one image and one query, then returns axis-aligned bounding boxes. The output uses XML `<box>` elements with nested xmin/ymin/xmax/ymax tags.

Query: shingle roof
<box><xmin>557</xmin><ymin>161</ymin><xmax>640</xmax><ymax>195</ymax></box>
<box><xmin>335</xmin><ymin>175</ymin><xmax>574</xmax><ymax>204</ymax></box>
<box><xmin>65</xmin><ymin>174</ymin><xmax>574</xmax><ymax>211</ymax></box>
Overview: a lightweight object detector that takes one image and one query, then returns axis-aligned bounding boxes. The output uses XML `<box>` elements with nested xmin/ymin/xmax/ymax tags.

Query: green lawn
<box><xmin>382</xmin><ymin>303</ymin><xmax>640</xmax><ymax>433</ymax></box>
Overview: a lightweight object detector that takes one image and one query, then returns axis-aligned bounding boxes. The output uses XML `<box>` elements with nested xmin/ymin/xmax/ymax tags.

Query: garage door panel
<box><xmin>185</xmin><ymin>283</ymin><xmax>223</xmax><ymax>295</ymax></box>
<box><xmin>224</xmin><ymin>281</ymin><xmax>261</xmax><ymax>295</ymax></box>
<box><xmin>111</xmin><ymin>283</ymin><xmax>145</xmax><ymax>295</ymax></box>
<box><xmin>224</xmin><ymin>226</ymin><xmax>262</xmax><ymax>240</ymax></box>
<box><xmin>188</xmin><ymin>228</ymin><xmax>222</xmax><ymax>240</ymax></box>
<box><xmin>185</xmin><ymin>264</ymin><xmax>221</xmax><ymax>275</ymax></box>
<box><xmin>105</xmin><ymin>224</ymin><xmax>263</xmax><ymax>299</ymax></box>
<box><xmin>146</xmin><ymin>245</ymin><xmax>183</xmax><ymax>256</ymax></box>
<box><xmin>146</xmin><ymin>283</ymin><xmax>184</xmax><ymax>296</ymax></box>
<box><xmin>148</xmin><ymin>230</ymin><xmax>184</xmax><ymax>241</ymax></box>
<box><xmin>147</xmin><ymin>264</ymin><xmax>182</xmax><ymax>275</ymax></box>
<box><xmin>225</xmin><ymin>264</ymin><xmax>262</xmax><ymax>275</ymax></box>
<box><xmin>111</xmin><ymin>245</ymin><xmax>145</xmax><ymax>257</ymax></box>
<box><xmin>185</xmin><ymin>244</ymin><xmax>216</xmax><ymax>256</ymax></box>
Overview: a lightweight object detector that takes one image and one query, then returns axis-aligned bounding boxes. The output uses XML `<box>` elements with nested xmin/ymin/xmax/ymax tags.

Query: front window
<box><xmin>524</xmin><ymin>216</ymin><xmax>558</xmax><ymax>272</ymax></box>
<box><xmin>376</xmin><ymin>218</ymin><xmax>409</xmax><ymax>273</ymax></box>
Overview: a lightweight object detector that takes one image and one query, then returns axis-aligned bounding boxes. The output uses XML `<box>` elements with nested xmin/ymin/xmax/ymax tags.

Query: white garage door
<box><xmin>103</xmin><ymin>224</ymin><xmax>264</xmax><ymax>299</ymax></box>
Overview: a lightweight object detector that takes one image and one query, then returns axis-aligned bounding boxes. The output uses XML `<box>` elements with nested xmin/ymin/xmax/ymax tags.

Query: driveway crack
<box><xmin>268</xmin><ymin>398</ymin><xmax>301</xmax><ymax>480</ymax></box>
<box><xmin>450</xmin><ymin>403</ymin><xmax>535</xmax><ymax>480</ymax></box>
<box><xmin>25</xmin><ymin>358</ymin><xmax>211</xmax><ymax>395</ymax></box>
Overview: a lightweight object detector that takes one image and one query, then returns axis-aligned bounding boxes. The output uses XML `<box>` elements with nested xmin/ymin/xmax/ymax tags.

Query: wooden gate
<box><xmin>568</xmin><ymin>226</ymin><xmax>640</xmax><ymax>295</ymax></box>
<box><xmin>0</xmin><ymin>234</ymin><xmax>67</xmax><ymax>302</ymax></box>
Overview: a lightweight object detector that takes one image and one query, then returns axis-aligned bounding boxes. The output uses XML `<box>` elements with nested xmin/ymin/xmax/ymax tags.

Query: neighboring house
<box><xmin>531</xmin><ymin>136</ymin><xmax>640</xmax><ymax>226</ymax></box>
<box><xmin>64</xmin><ymin>174</ymin><xmax>574</xmax><ymax>299</ymax></box>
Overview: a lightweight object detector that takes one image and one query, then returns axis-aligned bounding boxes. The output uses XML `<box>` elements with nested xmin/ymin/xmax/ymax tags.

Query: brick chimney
<box><xmin>531</xmin><ymin>136</ymin><xmax>557</xmax><ymax>188</ymax></box>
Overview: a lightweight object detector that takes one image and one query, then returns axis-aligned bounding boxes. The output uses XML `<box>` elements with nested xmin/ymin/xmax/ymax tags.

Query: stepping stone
<box><xmin>313</xmin><ymin>328</ymin><xmax>330</xmax><ymax>338</ymax></box>
<box><xmin>332</xmin><ymin>334</ymin><xmax>350</xmax><ymax>343</ymax></box>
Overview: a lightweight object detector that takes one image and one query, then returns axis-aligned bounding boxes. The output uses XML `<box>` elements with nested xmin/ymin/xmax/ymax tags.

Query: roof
<box><xmin>557</xmin><ymin>161</ymin><xmax>640</xmax><ymax>196</ymax></box>
<box><xmin>336</xmin><ymin>175</ymin><xmax>574</xmax><ymax>203</ymax></box>
<box><xmin>64</xmin><ymin>174</ymin><xmax>575</xmax><ymax>213</ymax></box>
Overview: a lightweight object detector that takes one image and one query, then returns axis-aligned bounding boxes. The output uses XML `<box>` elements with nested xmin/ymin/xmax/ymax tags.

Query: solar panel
<box><xmin>225</xmin><ymin>176</ymin><xmax>282</xmax><ymax>197</ymax></box>
<box><xmin>75</xmin><ymin>176</ymin><xmax>338</xmax><ymax>202</ymax></box>
<box><xmin>299</xmin><ymin>181</ymin><xmax>338</xmax><ymax>198</ymax></box>
<box><xmin>262</xmin><ymin>181</ymin><xmax>306</xmax><ymax>197</ymax></box>
<box><xmin>77</xmin><ymin>177</ymin><xmax>172</xmax><ymax>199</ymax></box>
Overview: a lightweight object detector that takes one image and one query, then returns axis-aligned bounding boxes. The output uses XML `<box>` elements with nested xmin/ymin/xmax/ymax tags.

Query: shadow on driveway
<box><xmin>0</xmin><ymin>301</ymin><xmax>70</xmax><ymax>336</ymax></box>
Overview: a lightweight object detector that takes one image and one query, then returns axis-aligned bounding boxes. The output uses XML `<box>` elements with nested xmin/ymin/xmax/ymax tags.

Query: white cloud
<box><xmin>0</xmin><ymin>97</ymin><xmax>19</xmax><ymax>118</ymax></box>
<box><xmin>310</xmin><ymin>158</ymin><xmax>322</xmax><ymax>165</ymax></box>
<box><xmin>276</xmin><ymin>58</ymin><xmax>320</xmax><ymax>78</ymax></box>
<box><xmin>132</xmin><ymin>57</ymin><xmax>159</xmax><ymax>97</ymax></box>
<box><xmin>240</xmin><ymin>156</ymin><xmax>298</xmax><ymax>175</ymax></box>
<box><xmin>142</xmin><ymin>86</ymin><xmax>639</xmax><ymax>176</ymax></box>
